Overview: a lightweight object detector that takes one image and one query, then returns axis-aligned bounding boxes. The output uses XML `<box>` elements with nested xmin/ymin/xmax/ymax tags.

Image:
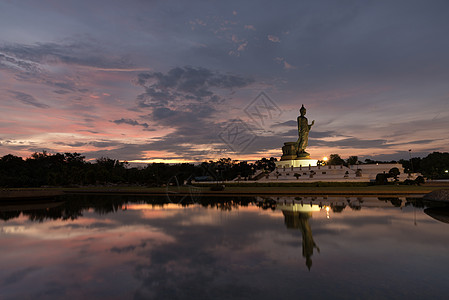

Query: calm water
<box><xmin>1</xmin><ymin>194</ymin><xmax>448</xmax><ymax>300</ymax></box>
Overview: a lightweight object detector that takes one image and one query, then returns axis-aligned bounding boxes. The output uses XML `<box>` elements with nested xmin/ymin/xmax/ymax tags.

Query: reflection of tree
<box><xmin>331</xmin><ymin>203</ymin><xmax>346</xmax><ymax>213</ymax></box>
<box><xmin>378</xmin><ymin>197</ymin><xmax>402</xmax><ymax>207</ymax></box>
<box><xmin>0</xmin><ymin>210</ymin><xmax>21</xmax><ymax>221</ymax></box>
<box><xmin>424</xmin><ymin>207</ymin><xmax>449</xmax><ymax>224</ymax></box>
<box><xmin>405</xmin><ymin>198</ymin><xmax>425</xmax><ymax>208</ymax></box>
<box><xmin>282</xmin><ymin>210</ymin><xmax>320</xmax><ymax>270</ymax></box>
<box><xmin>0</xmin><ymin>195</ymin><xmax>137</xmax><ymax>222</ymax></box>
<box><xmin>256</xmin><ymin>198</ymin><xmax>277</xmax><ymax>211</ymax></box>
<box><xmin>0</xmin><ymin>195</ymin><xmax>259</xmax><ymax>222</ymax></box>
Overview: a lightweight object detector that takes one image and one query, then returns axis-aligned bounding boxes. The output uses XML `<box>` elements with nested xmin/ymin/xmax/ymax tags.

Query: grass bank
<box><xmin>62</xmin><ymin>184</ymin><xmax>446</xmax><ymax>196</ymax></box>
<box><xmin>2</xmin><ymin>182</ymin><xmax>448</xmax><ymax>199</ymax></box>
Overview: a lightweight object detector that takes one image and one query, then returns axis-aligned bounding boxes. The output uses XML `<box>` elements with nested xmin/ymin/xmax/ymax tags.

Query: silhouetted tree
<box><xmin>328</xmin><ymin>154</ymin><xmax>345</xmax><ymax>165</ymax></box>
<box><xmin>254</xmin><ymin>157</ymin><xmax>277</xmax><ymax>172</ymax></box>
<box><xmin>420</xmin><ymin>152</ymin><xmax>449</xmax><ymax>179</ymax></box>
<box><xmin>389</xmin><ymin>167</ymin><xmax>400</xmax><ymax>182</ymax></box>
<box><xmin>346</xmin><ymin>156</ymin><xmax>358</xmax><ymax>165</ymax></box>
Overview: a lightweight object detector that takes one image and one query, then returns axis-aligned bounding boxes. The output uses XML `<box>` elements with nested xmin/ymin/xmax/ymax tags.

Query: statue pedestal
<box><xmin>276</xmin><ymin>158</ymin><xmax>318</xmax><ymax>168</ymax></box>
<box><xmin>278</xmin><ymin>141</ymin><xmax>317</xmax><ymax>168</ymax></box>
<box><xmin>280</xmin><ymin>142</ymin><xmax>297</xmax><ymax>160</ymax></box>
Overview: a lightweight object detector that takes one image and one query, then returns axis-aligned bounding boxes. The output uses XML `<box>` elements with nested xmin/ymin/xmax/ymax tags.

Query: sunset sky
<box><xmin>1</xmin><ymin>0</ymin><xmax>448</xmax><ymax>164</ymax></box>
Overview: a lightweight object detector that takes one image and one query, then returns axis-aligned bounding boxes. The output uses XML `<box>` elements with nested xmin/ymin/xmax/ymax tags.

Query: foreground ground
<box><xmin>2</xmin><ymin>182</ymin><xmax>449</xmax><ymax>199</ymax></box>
<box><xmin>64</xmin><ymin>184</ymin><xmax>448</xmax><ymax>197</ymax></box>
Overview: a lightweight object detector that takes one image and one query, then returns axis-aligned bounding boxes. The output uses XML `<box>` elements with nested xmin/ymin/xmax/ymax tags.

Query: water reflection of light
<box><xmin>276</xmin><ymin>203</ymin><xmax>332</xmax><ymax>219</ymax></box>
<box><xmin>125</xmin><ymin>203</ymin><xmax>196</xmax><ymax>210</ymax></box>
<box><xmin>1</xmin><ymin>225</ymin><xmax>27</xmax><ymax>234</ymax></box>
<box><xmin>276</xmin><ymin>203</ymin><xmax>321</xmax><ymax>213</ymax></box>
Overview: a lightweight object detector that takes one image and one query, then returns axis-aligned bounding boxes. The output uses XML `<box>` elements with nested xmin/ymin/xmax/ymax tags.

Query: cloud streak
<box><xmin>7</xmin><ymin>90</ymin><xmax>49</xmax><ymax>108</ymax></box>
<box><xmin>112</xmin><ymin>118</ymin><xmax>149</xmax><ymax>129</ymax></box>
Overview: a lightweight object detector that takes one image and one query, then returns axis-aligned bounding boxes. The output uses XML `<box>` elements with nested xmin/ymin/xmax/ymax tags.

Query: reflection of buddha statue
<box><xmin>282</xmin><ymin>209</ymin><xmax>320</xmax><ymax>270</ymax></box>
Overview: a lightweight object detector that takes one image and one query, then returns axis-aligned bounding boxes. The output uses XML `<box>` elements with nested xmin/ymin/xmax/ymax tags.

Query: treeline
<box><xmin>325</xmin><ymin>152</ymin><xmax>449</xmax><ymax>180</ymax></box>
<box><xmin>398</xmin><ymin>152</ymin><xmax>449</xmax><ymax>179</ymax></box>
<box><xmin>0</xmin><ymin>152</ymin><xmax>277</xmax><ymax>188</ymax></box>
<box><xmin>1</xmin><ymin>151</ymin><xmax>448</xmax><ymax>188</ymax></box>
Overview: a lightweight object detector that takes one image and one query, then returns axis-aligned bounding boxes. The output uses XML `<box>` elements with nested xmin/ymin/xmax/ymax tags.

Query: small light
<box><xmin>323</xmin><ymin>156</ymin><xmax>328</xmax><ymax>162</ymax></box>
<box><xmin>445</xmin><ymin>170</ymin><xmax>448</xmax><ymax>173</ymax></box>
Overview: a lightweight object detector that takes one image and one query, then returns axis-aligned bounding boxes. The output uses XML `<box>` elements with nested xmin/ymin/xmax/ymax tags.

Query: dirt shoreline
<box><xmin>62</xmin><ymin>186</ymin><xmax>441</xmax><ymax>197</ymax></box>
<box><xmin>2</xmin><ymin>184</ymin><xmax>447</xmax><ymax>199</ymax></box>
<box><xmin>0</xmin><ymin>189</ymin><xmax>63</xmax><ymax>200</ymax></box>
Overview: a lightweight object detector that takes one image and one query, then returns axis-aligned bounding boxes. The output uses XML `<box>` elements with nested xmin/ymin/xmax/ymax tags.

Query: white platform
<box><xmin>275</xmin><ymin>159</ymin><xmax>318</xmax><ymax>168</ymax></box>
<box><xmin>257</xmin><ymin>163</ymin><xmax>420</xmax><ymax>182</ymax></box>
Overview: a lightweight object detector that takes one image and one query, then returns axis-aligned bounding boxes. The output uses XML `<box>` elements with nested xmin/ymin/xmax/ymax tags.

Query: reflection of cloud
<box><xmin>2</xmin><ymin>198</ymin><xmax>449</xmax><ymax>298</ymax></box>
<box><xmin>3</xmin><ymin>266</ymin><xmax>42</xmax><ymax>285</ymax></box>
<box><xmin>110</xmin><ymin>240</ymin><xmax>148</xmax><ymax>254</ymax></box>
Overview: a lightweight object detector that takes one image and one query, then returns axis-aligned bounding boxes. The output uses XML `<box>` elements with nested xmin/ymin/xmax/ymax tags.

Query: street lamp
<box><xmin>409</xmin><ymin>149</ymin><xmax>414</xmax><ymax>173</ymax></box>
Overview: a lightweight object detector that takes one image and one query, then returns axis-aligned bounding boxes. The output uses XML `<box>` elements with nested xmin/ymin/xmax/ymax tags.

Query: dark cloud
<box><xmin>135</xmin><ymin>66</ymin><xmax>253</xmax><ymax>108</ymax></box>
<box><xmin>274</xmin><ymin>122</ymin><xmax>338</xmax><ymax>139</ymax></box>
<box><xmin>53</xmin><ymin>90</ymin><xmax>71</xmax><ymax>95</ymax></box>
<box><xmin>129</xmin><ymin>66</ymin><xmax>255</xmax><ymax>159</ymax></box>
<box><xmin>360</xmin><ymin>150</ymin><xmax>433</xmax><ymax>161</ymax></box>
<box><xmin>89</xmin><ymin>141</ymin><xmax>125</xmax><ymax>148</ymax></box>
<box><xmin>313</xmin><ymin>136</ymin><xmax>442</xmax><ymax>151</ymax></box>
<box><xmin>53</xmin><ymin>140</ymin><xmax>129</xmax><ymax>150</ymax></box>
<box><xmin>313</xmin><ymin>137</ymin><xmax>388</xmax><ymax>149</ymax></box>
<box><xmin>391</xmin><ymin>139</ymin><xmax>440</xmax><ymax>146</ymax></box>
<box><xmin>112</xmin><ymin>118</ymin><xmax>149</xmax><ymax>129</ymax></box>
<box><xmin>271</xmin><ymin>120</ymin><xmax>296</xmax><ymax>128</ymax></box>
<box><xmin>54</xmin><ymin>141</ymin><xmax>87</xmax><ymax>147</ymax></box>
<box><xmin>0</xmin><ymin>52</ymin><xmax>42</xmax><ymax>73</ymax></box>
<box><xmin>281</xmin><ymin>129</ymin><xmax>297</xmax><ymax>137</ymax></box>
<box><xmin>8</xmin><ymin>90</ymin><xmax>49</xmax><ymax>108</ymax></box>
<box><xmin>48</xmin><ymin>81</ymin><xmax>77</xmax><ymax>92</ymax></box>
<box><xmin>309</xmin><ymin>131</ymin><xmax>339</xmax><ymax>139</ymax></box>
<box><xmin>0</xmin><ymin>140</ymin><xmax>37</xmax><ymax>152</ymax></box>
<box><xmin>77</xmin><ymin>130</ymin><xmax>100</xmax><ymax>134</ymax></box>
